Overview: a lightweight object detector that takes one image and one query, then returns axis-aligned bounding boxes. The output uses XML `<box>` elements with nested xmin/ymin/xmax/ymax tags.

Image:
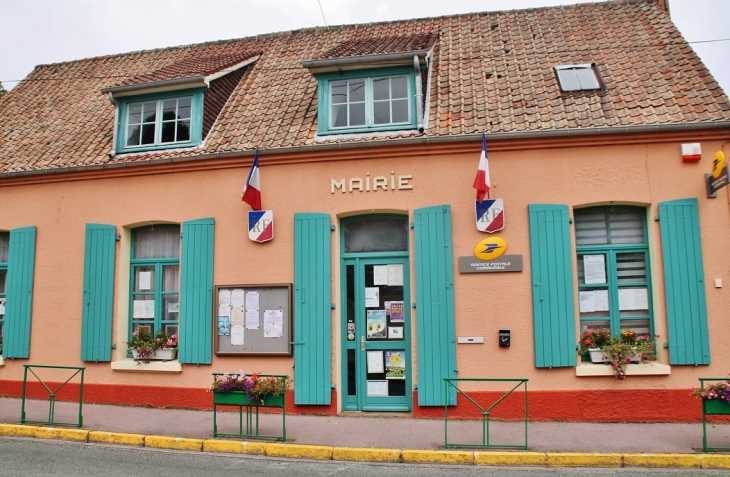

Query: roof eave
<box><xmin>302</xmin><ymin>50</ymin><xmax>428</xmax><ymax>74</ymax></box>
<box><xmin>101</xmin><ymin>75</ymin><xmax>207</xmax><ymax>97</ymax></box>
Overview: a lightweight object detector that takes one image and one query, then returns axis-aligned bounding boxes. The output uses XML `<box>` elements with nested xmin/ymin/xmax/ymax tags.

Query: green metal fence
<box><xmin>444</xmin><ymin>377</ymin><xmax>528</xmax><ymax>450</ymax></box>
<box><xmin>21</xmin><ymin>365</ymin><xmax>85</xmax><ymax>428</ymax></box>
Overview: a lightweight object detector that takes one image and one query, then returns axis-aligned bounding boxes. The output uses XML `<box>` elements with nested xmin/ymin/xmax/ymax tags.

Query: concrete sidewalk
<box><xmin>1</xmin><ymin>397</ymin><xmax>729</xmax><ymax>468</ymax></box>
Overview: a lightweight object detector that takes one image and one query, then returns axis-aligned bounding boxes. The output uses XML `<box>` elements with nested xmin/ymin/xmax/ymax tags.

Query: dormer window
<box><xmin>330</xmin><ymin>74</ymin><xmax>411</xmax><ymax>130</ymax></box>
<box><xmin>555</xmin><ymin>64</ymin><xmax>601</xmax><ymax>92</ymax></box>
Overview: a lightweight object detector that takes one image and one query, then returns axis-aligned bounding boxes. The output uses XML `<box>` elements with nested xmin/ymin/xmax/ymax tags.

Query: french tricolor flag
<box><xmin>473</xmin><ymin>134</ymin><xmax>491</xmax><ymax>203</ymax></box>
<box><xmin>242</xmin><ymin>151</ymin><xmax>262</xmax><ymax>211</ymax></box>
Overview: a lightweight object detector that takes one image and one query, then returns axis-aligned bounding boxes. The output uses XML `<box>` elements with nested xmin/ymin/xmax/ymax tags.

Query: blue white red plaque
<box><xmin>248</xmin><ymin>210</ymin><xmax>274</xmax><ymax>243</ymax></box>
<box><xmin>475</xmin><ymin>199</ymin><xmax>505</xmax><ymax>233</ymax></box>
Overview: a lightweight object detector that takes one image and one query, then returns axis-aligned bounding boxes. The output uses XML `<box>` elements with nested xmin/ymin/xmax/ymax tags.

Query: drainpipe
<box><xmin>107</xmin><ymin>92</ymin><xmax>119</xmax><ymax>158</ymax></box>
<box><xmin>413</xmin><ymin>55</ymin><xmax>424</xmax><ymax>133</ymax></box>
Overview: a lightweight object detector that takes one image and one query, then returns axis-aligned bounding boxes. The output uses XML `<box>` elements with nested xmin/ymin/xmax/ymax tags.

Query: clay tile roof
<box><xmin>317</xmin><ymin>33</ymin><xmax>438</xmax><ymax>59</ymax></box>
<box><xmin>1</xmin><ymin>0</ymin><xmax>729</xmax><ymax>175</ymax></box>
<box><xmin>116</xmin><ymin>45</ymin><xmax>262</xmax><ymax>87</ymax></box>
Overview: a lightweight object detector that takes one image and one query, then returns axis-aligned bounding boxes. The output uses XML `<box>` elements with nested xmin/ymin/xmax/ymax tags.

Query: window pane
<box><xmin>557</xmin><ymin>69</ymin><xmax>580</xmax><ymax>91</ymax></box>
<box><xmin>0</xmin><ymin>269</ymin><xmax>6</xmax><ymax>294</ymax></box>
<box><xmin>162</xmin><ymin>100</ymin><xmax>177</xmax><ymax>121</ymax></box>
<box><xmin>331</xmin><ymin>82</ymin><xmax>347</xmax><ymax>104</ymax></box>
<box><xmin>618</xmin><ymin>286</ymin><xmax>649</xmax><ymax>316</ymax></box>
<box><xmin>373</xmin><ymin>101</ymin><xmax>390</xmax><ymax>125</ymax></box>
<box><xmin>574</xmin><ymin>210</ymin><xmax>608</xmax><ymax>245</ymax></box>
<box><xmin>161</xmin><ymin>122</ymin><xmax>176</xmax><ymax>143</ymax></box>
<box><xmin>0</xmin><ymin>232</ymin><xmax>9</xmax><ymax>262</ymax></box>
<box><xmin>126</xmin><ymin>126</ymin><xmax>140</xmax><ymax>146</ymax></box>
<box><xmin>163</xmin><ymin>265</ymin><xmax>179</xmax><ymax>291</ymax></box>
<box><xmin>349</xmin><ymin>80</ymin><xmax>365</xmax><ymax>102</ymax></box>
<box><xmin>577</xmin><ymin>254</ymin><xmax>607</xmax><ymax>285</ymax></box>
<box><xmin>616</xmin><ymin>252</ymin><xmax>646</xmax><ymax>284</ymax></box>
<box><xmin>580</xmin><ymin>320</ymin><xmax>611</xmax><ymax>335</ymax></box>
<box><xmin>141</xmin><ymin>124</ymin><xmax>156</xmax><ymax>144</ymax></box>
<box><xmin>134</xmin><ymin>266</ymin><xmax>155</xmax><ymax>292</ymax></box>
<box><xmin>607</xmin><ymin>209</ymin><xmax>644</xmax><ymax>244</ymax></box>
<box><xmin>391</xmin><ymin>76</ymin><xmax>408</xmax><ymax>99</ymax></box>
<box><xmin>163</xmin><ymin>294</ymin><xmax>179</xmax><ymax>321</ymax></box>
<box><xmin>164</xmin><ymin>324</ymin><xmax>178</xmax><ymax>336</ymax></box>
<box><xmin>619</xmin><ymin>319</ymin><xmax>650</xmax><ymax>336</ymax></box>
<box><xmin>128</xmin><ymin>110</ymin><xmax>142</xmax><ymax>125</ymax></box>
<box><xmin>133</xmin><ymin>227</ymin><xmax>180</xmax><ymax>259</ymax></box>
<box><xmin>344</xmin><ymin>216</ymin><xmax>408</xmax><ymax>253</ymax></box>
<box><xmin>392</xmin><ymin>99</ymin><xmax>409</xmax><ymax>123</ymax></box>
<box><xmin>129</xmin><ymin>103</ymin><xmax>142</xmax><ymax>116</ymax></box>
<box><xmin>576</xmin><ymin>68</ymin><xmax>600</xmax><ymax>89</ymax></box>
<box><xmin>347</xmin><ymin>348</ymin><xmax>356</xmax><ymax>396</ymax></box>
<box><xmin>349</xmin><ymin>103</ymin><xmax>365</xmax><ymax>126</ymax></box>
<box><xmin>373</xmin><ymin>78</ymin><xmax>390</xmax><ymax>101</ymax></box>
<box><xmin>142</xmin><ymin>102</ymin><xmax>156</xmax><ymax>122</ymax></box>
<box><xmin>178</xmin><ymin>103</ymin><xmax>191</xmax><ymax>119</ymax></box>
<box><xmin>177</xmin><ymin>121</ymin><xmax>191</xmax><ymax>141</ymax></box>
<box><xmin>332</xmin><ymin>104</ymin><xmax>348</xmax><ymax>127</ymax></box>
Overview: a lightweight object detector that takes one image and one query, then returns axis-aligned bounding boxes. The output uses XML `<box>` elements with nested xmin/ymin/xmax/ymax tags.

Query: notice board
<box><xmin>214</xmin><ymin>284</ymin><xmax>292</xmax><ymax>355</ymax></box>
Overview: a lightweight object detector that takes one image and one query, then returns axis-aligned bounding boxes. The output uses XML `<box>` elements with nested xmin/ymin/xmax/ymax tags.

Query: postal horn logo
<box><xmin>712</xmin><ymin>151</ymin><xmax>726</xmax><ymax>179</ymax></box>
<box><xmin>474</xmin><ymin>236</ymin><xmax>506</xmax><ymax>261</ymax></box>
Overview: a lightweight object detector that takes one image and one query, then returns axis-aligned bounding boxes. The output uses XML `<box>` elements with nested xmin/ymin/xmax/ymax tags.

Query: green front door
<box><xmin>342</xmin><ymin>257</ymin><xmax>412</xmax><ymax>411</ymax></box>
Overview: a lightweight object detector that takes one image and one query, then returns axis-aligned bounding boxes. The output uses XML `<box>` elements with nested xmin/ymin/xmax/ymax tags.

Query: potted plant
<box><xmin>578</xmin><ymin>328</ymin><xmax>657</xmax><ymax>380</ymax></box>
<box><xmin>691</xmin><ymin>377</ymin><xmax>730</xmax><ymax>414</ymax></box>
<box><xmin>127</xmin><ymin>328</ymin><xmax>178</xmax><ymax>363</ymax></box>
<box><xmin>209</xmin><ymin>371</ymin><xmax>290</xmax><ymax>406</ymax></box>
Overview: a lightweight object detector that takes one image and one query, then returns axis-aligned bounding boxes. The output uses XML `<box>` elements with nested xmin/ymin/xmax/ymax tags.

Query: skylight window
<box><xmin>555</xmin><ymin>64</ymin><xmax>601</xmax><ymax>92</ymax></box>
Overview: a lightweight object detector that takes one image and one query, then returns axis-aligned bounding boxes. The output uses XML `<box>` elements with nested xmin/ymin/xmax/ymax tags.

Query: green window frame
<box><xmin>116</xmin><ymin>89</ymin><xmax>204</xmax><ymax>153</ymax></box>
<box><xmin>0</xmin><ymin>231</ymin><xmax>7</xmax><ymax>352</ymax></box>
<box><xmin>574</xmin><ymin>206</ymin><xmax>654</xmax><ymax>340</ymax></box>
<box><xmin>316</xmin><ymin>67</ymin><xmax>418</xmax><ymax>135</ymax></box>
<box><xmin>128</xmin><ymin>225</ymin><xmax>181</xmax><ymax>346</ymax></box>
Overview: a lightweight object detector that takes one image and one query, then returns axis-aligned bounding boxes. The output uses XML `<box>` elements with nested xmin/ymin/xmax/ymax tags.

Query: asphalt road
<box><xmin>1</xmin><ymin>438</ymin><xmax>729</xmax><ymax>477</ymax></box>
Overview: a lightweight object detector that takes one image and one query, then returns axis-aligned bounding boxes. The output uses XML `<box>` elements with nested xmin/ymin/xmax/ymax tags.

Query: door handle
<box><xmin>361</xmin><ymin>336</ymin><xmax>365</xmax><ymax>352</ymax></box>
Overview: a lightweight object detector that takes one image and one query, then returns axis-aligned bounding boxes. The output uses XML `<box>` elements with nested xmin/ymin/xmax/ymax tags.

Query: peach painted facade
<box><xmin>1</xmin><ymin>130</ymin><xmax>729</xmax><ymax>421</ymax></box>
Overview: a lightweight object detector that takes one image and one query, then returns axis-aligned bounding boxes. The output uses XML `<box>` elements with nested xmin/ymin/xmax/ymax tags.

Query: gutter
<box><xmin>414</xmin><ymin>55</ymin><xmax>424</xmax><ymax>133</ymax></box>
<box><xmin>101</xmin><ymin>76</ymin><xmax>206</xmax><ymax>95</ymax></box>
<box><xmin>107</xmin><ymin>93</ymin><xmax>119</xmax><ymax>157</ymax></box>
<box><xmin>3</xmin><ymin>121</ymin><xmax>730</xmax><ymax>179</ymax></box>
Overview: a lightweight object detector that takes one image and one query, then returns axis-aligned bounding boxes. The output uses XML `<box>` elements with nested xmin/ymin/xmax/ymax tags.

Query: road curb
<box><xmin>2</xmin><ymin>423</ymin><xmax>730</xmax><ymax>469</ymax></box>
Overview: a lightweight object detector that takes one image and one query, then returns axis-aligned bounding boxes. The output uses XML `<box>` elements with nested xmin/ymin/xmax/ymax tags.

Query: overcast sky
<box><xmin>1</xmin><ymin>0</ymin><xmax>728</xmax><ymax>95</ymax></box>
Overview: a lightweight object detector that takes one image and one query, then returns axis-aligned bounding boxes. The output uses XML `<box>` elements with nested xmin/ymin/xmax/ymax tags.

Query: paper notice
<box><xmin>594</xmin><ymin>289</ymin><xmax>610</xmax><ymax>311</ymax></box>
<box><xmin>230</xmin><ymin>306</ymin><xmax>245</xmax><ymax>326</ymax></box>
<box><xmin>246</xmin><ymin>291</ymin><xmax>260</xmax><ymax>311</ymax></box>
<box><xmin>231</xmin><ymin>289</ymin><xmax>244</xmax><ymax>307</ymax></box>
<box><xmin>366</xmin><ymin>380</ymin><xmax>388</xmax><ymax>397</ymax></box>
<box><xmin>230</xmin><ymin>325</ymin><xmax>244</xmax><ymax>345</ymax></box>
<box><xmin>218</xmin><ymin>305</ymin><xmax>230</xmax><ymax>317</ymax></box>
<box><xmin>619</xmin><ymin>288</ymin><xmax>648</xmax><ymax>311</ymax></box>
<box><xmin>263</xmin><ymin>309</ymin><xmax>283</xmax><ymax>338</ymax></box>
<box><xmin>218</xmin><ymin>288</ymin><xmax>231</xmax><ymax>307</ymax></box>
<box><xmin>138</xmin><ymin>271</ymin><xmax>152</xmax><ymax>290</ymax></box>
<box><xmin>579</xmin><ymin>291</ymin><xmax>596</xmax><ymax>313</ymax></box>
<box><xmin>388</xmin><ymin>264</ymin><xmax>404</xmax><ymax>286</ymax></box>
<box><xmin>367</xmin><ymin>350</ymin><xmax>384</xmax><ymax>373</ymax></box>
<box><xmin>245</xmin><ymin>309</ymin><xmax>260</xmax><ymax>329</ymax></box>
<box><xmin>373</xmin><ymin>266</ymin><xmax>388</xmax><ymax>285</ymax></box>
<box><xmin>365</xmin><ymin>287</ymin><xmax>380</xmax><ymax>308</ymax></box>
<box><xmin>583</xmin><ymin>255</ymin><xmax>606</xmax><ymax>284</ymax></box>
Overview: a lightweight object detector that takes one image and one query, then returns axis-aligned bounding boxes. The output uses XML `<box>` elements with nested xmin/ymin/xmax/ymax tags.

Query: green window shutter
<box><xmin>4</xmin><ymin>226</ymin><xmax>37</xmax><ymax>359</ymax></box>
<box><xmin>293</xmin><ymin>213</ymin><xmax>331</xmax><ymax>405</ymax></box>
<box><xmin>528</xmin><ymin>205</ymin><xmax>576</xmax><ymax>368</ymax></box>
<box><xmin>179</xmin><ymin>218</ymin><xmax>215</xmax><ymax>365</ymax></box>
<box><xmin>658</xmin><ymin>198</ymin><xmax>709</xmax><ymax>365</ymax></box>
<box><xmin>413</xmin><ymin>205</ymin><xmax>456</xmax><ymax>406</ymax></box>
<box><xmin>81</xmin><ymin>224</ymin><xmax>117</xmax><ymax>362</ymax></box>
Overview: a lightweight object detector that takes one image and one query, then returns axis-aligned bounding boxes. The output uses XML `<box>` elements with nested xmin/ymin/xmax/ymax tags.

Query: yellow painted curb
<box><xmin>401</xmin><ymin>450</ymin><xmax>475</xmax><ymax>465</ymax></box>
<box><xmin>89</xmin><ymin>431</ymin><xmax>145</xmax><ymax>446</ymax></box>
<box><xmin>332</xmin><ymin>447</ymin><xmax>401</xmax><ymax>463</ymax></box>
<box><xmin>33</xmin><ymin>427</ymin><xmax>89</xmax><ymax>442</ymax></box>
<box><xmin>547</xmin><ymin>452</ymin><xmax>622</xmax><ymax>468</ymax></box>
<box><xmin>0</xmin><ymin>424</ymin><xmax>37</xmax><ymax>438</ymax></box>
<box><xmin>243</xmin><ymin>441</ymin><xmax>267</xmax><ymax>455</ymax></box>
<box><xmin>475</xmin><ymin>452</ymin><xmax>547</xmax><ymax>466</ymax></box>
<box><xmin>623</xmin><ymin>453</ymin><xmax>702</xmax><ymax>468</ymax></box>
<box><xmin>145</xmin><ymin>435</ymin><xmax>203</xmax><ymax>451</ymax></box>
<box><xmin>701</xmin><ymin>454</ymin><xmax>730</xmax><ymax>469</ymax></box>
<box><xmin>264</xmin><ymin>443</ymin><xmax>333</xmax><ymax>460</ymax></box>
<box><xmin>203</xmin><ymin>439</ymin><xmax>245</xmax><ymax>454</ymax></box>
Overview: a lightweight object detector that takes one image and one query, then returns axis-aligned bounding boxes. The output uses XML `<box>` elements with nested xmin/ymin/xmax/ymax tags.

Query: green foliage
<box><xmin>126</xmin><ymin>328</ymin><xmax>178</xmax><ymax>363</ymax></box>
<box><xmin>579</xmin><ymin>328</ymin><xmax>658</xmax><ymax>380</ymax></box>
<box><xmin>0</xmin><ymin>82</ymin><xmax>6</xmax><ymax>99</ymax></box>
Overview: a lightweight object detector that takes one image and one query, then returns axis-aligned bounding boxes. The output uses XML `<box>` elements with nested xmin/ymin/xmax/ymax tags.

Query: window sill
<box><xmin>575</xmin><ymin>362</ymin><xmax>670</xmax><ymax>377</ymax></box>
<box><xmin>111</xmin><ymin>358</ymin><xmax>182</xmax><ymax>373</ymax></box>
<box><xmin>0</xmin><ymin>356</ymin><xmax>4</xmax><ymax>366</ymax></box>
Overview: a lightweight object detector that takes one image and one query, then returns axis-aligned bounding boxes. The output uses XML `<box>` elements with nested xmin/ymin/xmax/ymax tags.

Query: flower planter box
<box><xmin>213</xmin><ymin>390</ymin><xmax>285</xmax><ymax>407</ymax></box>
<box><xmin>588</xmin><ymin>348</ymin><xmax>607</xmax><ymax>363</ymax></box>
<box><xmin>703</xmin><ymin>398</ymin><xmax>730</xmax><ymax>415</ymax></box>
<box><xmin>132</xmin><ymin>348</ymin><xmax>178</xmax><ymax>361</ymax></box>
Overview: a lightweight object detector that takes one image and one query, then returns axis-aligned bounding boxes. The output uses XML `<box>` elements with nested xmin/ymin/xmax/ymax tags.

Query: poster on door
<box><xmin>385</xmin><ymin>350</ymin><xmax>406</xmax><ymax>379</ymax></box>
<box><xmin>366</xmin><ymin>310</ymin><xmax>387</xmax><ymax>338</ymax></box>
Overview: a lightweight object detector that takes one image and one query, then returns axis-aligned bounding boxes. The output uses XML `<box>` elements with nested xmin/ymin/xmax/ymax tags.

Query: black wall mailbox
<box><xmin>499</xmin><ymin>329</ymin><xmax>510</xmax><ymax>347</ymax></box>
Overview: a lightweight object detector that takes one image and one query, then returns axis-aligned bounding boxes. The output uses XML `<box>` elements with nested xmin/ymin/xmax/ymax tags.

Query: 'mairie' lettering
<box><xmin>331</xmin><ymin>171</ymin><xmax>413</xmax><ymax>193</ymax></box>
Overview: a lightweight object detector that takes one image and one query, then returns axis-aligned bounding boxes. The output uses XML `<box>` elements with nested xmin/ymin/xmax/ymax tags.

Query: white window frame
<box><xmin>124</xmin><ymin>96</ymin><xmax>193</xmax><ymax>148</ymax></box>
<box><xmin>329</xmin><ymin>75</ymin><xmax>411</xmax><ymax>130</ymax></box>
<box><xmin>555</xmin><ymin>64</ymin><xmax>601</xmax><ymax>92</ymax></box>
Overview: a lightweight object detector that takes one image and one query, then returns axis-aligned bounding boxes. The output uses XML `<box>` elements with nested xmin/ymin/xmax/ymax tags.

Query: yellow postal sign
<box><xmin>474</xmin><ymin>236</ymin><xmax>507</xmax><ymax>261</ymax></box>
